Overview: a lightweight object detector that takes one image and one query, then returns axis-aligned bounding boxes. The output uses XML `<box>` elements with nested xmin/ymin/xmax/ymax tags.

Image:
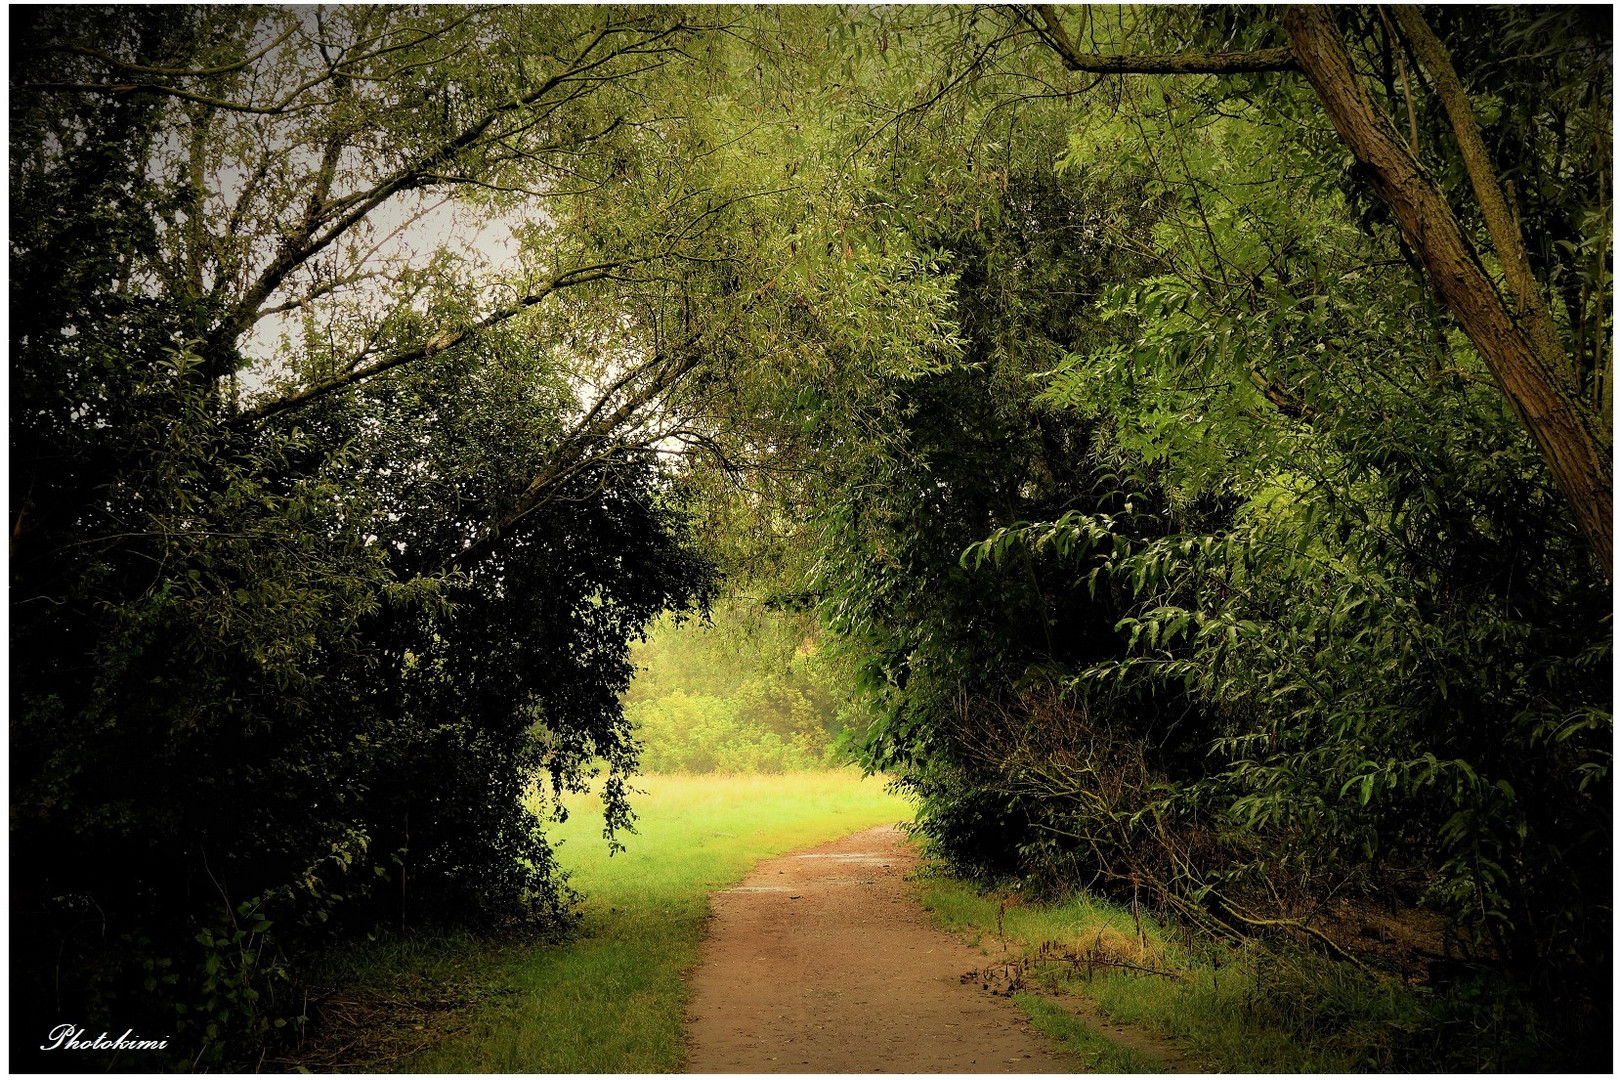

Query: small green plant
<box><xmin>1012</xmin><ymin>994</ymin><xmax>1161</xmax><ymax>1073</ymax></box>
<box><xmin>188</xmin><ymin>895</ymin><xmax>291</xmax><ymax>1067</ymax></box>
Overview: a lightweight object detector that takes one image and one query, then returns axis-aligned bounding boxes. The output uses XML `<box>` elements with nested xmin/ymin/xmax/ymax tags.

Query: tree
<box><xmin>10</xmin><ymin>6</ymin><xmax>731</xmax><ymax>1065</ymax></box>
<box><xmin>1021</xmin><ymin>4</ymin><xmax>1612</xmax><ymax>574</ymax></box>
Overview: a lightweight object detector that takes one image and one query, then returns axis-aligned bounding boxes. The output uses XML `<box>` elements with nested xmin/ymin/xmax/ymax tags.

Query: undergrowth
<box><xmin>276</xmin><ymin>930</ymin><xmax>548</xmax><ymax>1071</ymax></box>
<box><xmin>1012</xmin><ymin>994</ymin><xmax>1162</xmax><ymax>1073</ymax></box>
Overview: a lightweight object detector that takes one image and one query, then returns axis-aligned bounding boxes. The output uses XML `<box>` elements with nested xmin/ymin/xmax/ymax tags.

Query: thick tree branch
<box><xmin>1023</xmin><ymin>5</ymin><xmax>1297</xmax><ymax>74</ymax></box>
<box><xmin>1389</xmin><ymin>6</ymin><xmax>1568</xmax><ymax>387</ymax></box>
<box><xmin>1022</xmin><ymin>3</ymin><xmax>1611</xmax><ymax>573</ymax></box>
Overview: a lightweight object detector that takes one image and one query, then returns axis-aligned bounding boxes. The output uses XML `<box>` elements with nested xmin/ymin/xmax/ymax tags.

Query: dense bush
<box><xmin>9</xmin><ymin>8</ymin><xmax>717</xmax><ymax>1068</ymax></box>
<box><xmin>963</xmin><ymin>12</ymin><xmax>1614</xmax><ymax>1043</ymax></box>
<box><xmin>630</xmin><ymin>691</ymin><xmax>830</xmax><ymax>773</ymax></box>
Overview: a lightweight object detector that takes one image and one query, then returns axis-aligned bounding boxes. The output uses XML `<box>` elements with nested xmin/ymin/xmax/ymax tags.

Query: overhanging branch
<box><xmin>451</xmin><ymin>344</ymin><xmax>705</xmax><ymax>572</ymax></box>
<box><xmin>232</xmin><ymin>263</ymin><xmax>622</xmax><ymax>426</ymax></box>
<box><xmin>1022</xmin><ymin>5</ymin><xmax>1297</xmax><ymax>74</ymax></box>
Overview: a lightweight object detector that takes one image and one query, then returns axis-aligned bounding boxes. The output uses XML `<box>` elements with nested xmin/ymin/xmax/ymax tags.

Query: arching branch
<box><xmin>234</xmin><ymin>263</ymin><xmax>625</xmax><ymax>425</ymax></box>
<box><xmin>1022</xmin><ymin>5</ymin><xmax>1297</xmax><ymax>74</ymax></box>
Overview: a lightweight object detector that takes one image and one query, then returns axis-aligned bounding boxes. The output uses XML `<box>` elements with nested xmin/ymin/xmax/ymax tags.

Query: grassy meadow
<box><xmin>364</xmin><ymin>771</ymin><xmax>912</xmax><ymax>1072</ymax></box>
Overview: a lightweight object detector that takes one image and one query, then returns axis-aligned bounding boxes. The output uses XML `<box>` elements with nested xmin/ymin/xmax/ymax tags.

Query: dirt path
<box><xmin>683</xmin><ymin>824</ymin><xmax>1077</xmax><ymax>1073</ymax></box>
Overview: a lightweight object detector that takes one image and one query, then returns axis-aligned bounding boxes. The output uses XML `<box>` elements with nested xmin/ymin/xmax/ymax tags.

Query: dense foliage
<box><xmin>9</xmin><ymin>4</ymin><xmax>1611</xmax><ymax>1071</ymax></box>
<box><xmin>11</xmin><ymin>6</ymin><xmax>718</xmax><ymax>1068</ymax></box>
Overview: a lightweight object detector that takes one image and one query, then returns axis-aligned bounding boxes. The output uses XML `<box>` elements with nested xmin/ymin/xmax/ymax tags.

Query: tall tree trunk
<box><xmin>1282</xmin><ymin>6</ymin><xmax>1612</xmax><ymax>576</ymax></box>
<box><xmin>1027</xmin><ymin>4</ymin><xmax>1613</xmax><ymax>575</ymax></box>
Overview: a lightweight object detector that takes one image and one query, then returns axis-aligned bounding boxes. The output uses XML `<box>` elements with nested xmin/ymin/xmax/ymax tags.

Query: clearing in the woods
<box><xmin>399</xmin><ymin>771</ymin><xmax>911</xmax><ymax>1072</ymax></box>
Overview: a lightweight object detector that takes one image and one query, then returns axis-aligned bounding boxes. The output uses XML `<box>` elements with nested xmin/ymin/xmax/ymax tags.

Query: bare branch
<box><xmin>1373</xmin><ymin>5</ymin><xmax>1420</xmax><ymax>154</ymax></box>
<box><xmin>43</xmin><ymin>25</ymin><xmax>297</xmax><ymax>79</ymax></box>
<box><xmin>16</xmin><ymin>80</ymin><xmax>320</xmax><ymax>115</ymax></box>
<box><xmin>452</xmin><ymin>343</ymin><xmax>706</xmax><ymax>571</ymax></box>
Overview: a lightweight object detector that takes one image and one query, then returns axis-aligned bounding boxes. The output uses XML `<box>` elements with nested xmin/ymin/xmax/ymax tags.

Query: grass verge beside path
<box><xmin>916</xmin><ymin>874</ymin><xmax>1513</xmax><ymax>1073</ymax></box>
<box><xmin>1010</xmin><ymin>993</ymin><xmax>1164</xmax><ymax>1073</ymax></box>
<box><xmin>405</xmin><ymin>770</ymin><xmax>910</xmax><ymax>1073</ymax></box>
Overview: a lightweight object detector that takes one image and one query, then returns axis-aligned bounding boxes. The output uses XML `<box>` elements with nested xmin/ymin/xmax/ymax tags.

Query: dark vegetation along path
<box><xmin>684</xmin><ymin>825</ymin><xmax>1184</xmax><ymax>1073</ymax></box>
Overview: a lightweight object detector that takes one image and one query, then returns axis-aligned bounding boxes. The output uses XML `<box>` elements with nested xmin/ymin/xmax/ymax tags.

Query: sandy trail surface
<box><xmin>682</xmin><ymin>824</ymin><xmax>1076</xmax><ymax>1073</ymax></box>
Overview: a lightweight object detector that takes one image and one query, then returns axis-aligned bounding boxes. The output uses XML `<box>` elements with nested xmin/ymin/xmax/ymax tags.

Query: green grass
<box><xmin>1012</xmin><ymin>993</ymin><xmax>1162</xmax><ymax>1073</ymax></box>
<box><xmin>298</xmin><ymin>780</ymin><xmax>1571</xmax><ymax>1074</ymax></box>
<box><xmin>916</xmin><ymin>874</ymin><xmax>1467</xmax><ymax>1073</ymax></box>
<box><xmin>399</xmin><ymin>770</ymin><xmax>912</xmax><ymax>1072</ymax></box>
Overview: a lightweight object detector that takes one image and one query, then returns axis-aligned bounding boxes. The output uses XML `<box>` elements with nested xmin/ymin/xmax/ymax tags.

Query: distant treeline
<box><xmin>624</xmin><ymin>605</ymin><xmax>855</xmax><ymax>773</ymax></box>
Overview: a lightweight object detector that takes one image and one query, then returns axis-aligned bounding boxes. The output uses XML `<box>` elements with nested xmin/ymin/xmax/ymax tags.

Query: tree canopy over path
<box><xmin>10</xmin><ymin>5</ymin><xmax>1610</xmax><ymax>1070</ymax></box>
